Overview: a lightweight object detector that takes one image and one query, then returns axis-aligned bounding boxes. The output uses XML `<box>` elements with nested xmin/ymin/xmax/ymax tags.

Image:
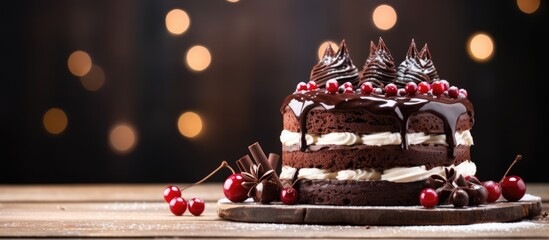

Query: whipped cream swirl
<box><xmin>359</xmin><ymin>38</ymin><xmax>397</xmax><ymax>88</ymax></box>
<box><xmin>280</xmin><ymin>130</ymin><xmax>474</xmax><ymax>147</ymax></box>
<box><xmin>395</xmin><ymin>40</ymin><xmax>439</xmax><ymax>86</ymax></box>
<box><xmin>280</xmin><ymin>161</ymin><xmax>476</xmax><ymax>183</ymax></box>
<box><xmin>310</xmin><ymin>40</ymin><xmax>359</xmax><ymax>87</ymax></box>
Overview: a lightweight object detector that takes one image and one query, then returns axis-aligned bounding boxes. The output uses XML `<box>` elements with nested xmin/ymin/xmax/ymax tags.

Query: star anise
<box><xmin>241</xmin><ymin>163</ymin><xmax>277</xmax><ymax>203</ymax></box>
<box><xmin>429</xmin><ymin>168</ymin><xmax>457</xmax><ymax>204</ymax></box>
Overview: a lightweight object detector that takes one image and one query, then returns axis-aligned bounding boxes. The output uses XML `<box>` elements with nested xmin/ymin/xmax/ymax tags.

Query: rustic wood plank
<box><xmin>217</xmin><ymin>195</ymin><xmax>543</xmax><ymax>225</ymax></box>
<box><xmin>0</xmin><ymin>183</ymin><xmax>224</xmax><ymax>202</ymax></box>
<box><xmin>0</xmin><ymin>201</ymin><xmax>548</xmax><ymax>238</ymax></box>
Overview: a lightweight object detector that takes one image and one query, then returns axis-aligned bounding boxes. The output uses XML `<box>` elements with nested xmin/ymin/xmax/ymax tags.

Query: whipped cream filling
<box><xmin>280</xmin><ymin>160</ymin><xmax>476</xmax><ymax>183</ymax></box>
<box><xmin>280</xmin><ymin>130</ymin><xmax>473</xmax><ymax>147</ymax></box>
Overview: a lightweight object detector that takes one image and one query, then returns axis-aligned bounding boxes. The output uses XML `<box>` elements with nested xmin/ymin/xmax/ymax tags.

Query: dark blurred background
<box><xmin>2</xmin><ymin>0</ymin><xmax>548</xmax><ymax>183</ymax></box>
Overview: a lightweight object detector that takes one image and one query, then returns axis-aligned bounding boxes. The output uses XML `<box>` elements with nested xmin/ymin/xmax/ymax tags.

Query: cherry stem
<box><xmin>181</xmin><ymin>161</ymin><xmax>235</xmax><ymax>191</ymax></box>
<box><xmin>500</xmin><ymin>155</ymin><xmax>522</xmax><ymax>183</ymax></box>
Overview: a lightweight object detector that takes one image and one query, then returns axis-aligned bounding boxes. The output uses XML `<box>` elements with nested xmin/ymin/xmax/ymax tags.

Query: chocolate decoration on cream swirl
<box><xmin>359</xmin><ymin>38</ymin><xmax>397</xmax><ymax>88</ymax></box>
<box><xmin>395</xmin><ymin>40</ymin><xmax>440</xmax><ymax>87</ymax></box>
<box><xmin>280</xmin><ymin>91</ymin><xmax>474</xmax><ymax>157</ymax></box>
<box><xmin>310</xmin><ymin>40</ymin><xmax>359</xmax><ymax>87</ymax></box>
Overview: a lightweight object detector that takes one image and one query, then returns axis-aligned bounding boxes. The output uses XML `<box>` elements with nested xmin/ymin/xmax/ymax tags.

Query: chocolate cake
<box><xmin>279</xmin><ymin>38</ymin><xmax>475</xmax><ymax>206</ymax></box>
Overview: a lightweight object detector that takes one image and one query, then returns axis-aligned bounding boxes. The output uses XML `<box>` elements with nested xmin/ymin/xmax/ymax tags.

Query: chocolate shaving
<box><xmin>236</xmin><ymin>155</ymin><xmax>254</xmax><ymax>173</ymax></box>
<box><xmin>248</xmin><ymin>142</ymin><xmax>283</xmax><ymax>190</ymax></box>
<box><xmin>268</xmin><ymin>153</ymin><xmax>280</xmax><ymax>171</ymax></box>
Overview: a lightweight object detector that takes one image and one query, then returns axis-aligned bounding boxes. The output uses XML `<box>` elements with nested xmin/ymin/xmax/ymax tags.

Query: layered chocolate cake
<box><xmin>279</xmin><ymin>39</ymin><xmax>475</xmax><ymax>206</ymax></box>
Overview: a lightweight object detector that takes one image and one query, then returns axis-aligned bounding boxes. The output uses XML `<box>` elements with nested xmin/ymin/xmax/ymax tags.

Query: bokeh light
<box><xmin>177</xmin><ymin>111</ymin><xmax>203</xmax><ymax>138</ymax></box>
<box><xmin>517</xmin><ymin>0</ymin><xmax>540</xmax><ymax>14</ymax></box>
<box><xmin>80</xmin><ymin>65</ymin><xmax>105</xmax><ymax>91</ymax></box>
<box><xmin>468</xmin><ymin>33</ymin><xmax>495</xmax><ymax>62</ymax></box>
<box><xmin>109</xmin><ymin>123</ymin><xmax>137</xmax><ymax>154</ymax></box>
<box><xmin>317</xmin><ymin>41</ymin><xmax>338</xmax><ymax>61</ymax></box>
<box><xmin>165</xmin><ymin>9</ymin><xmax>190</xmax><ymax>35</ymax></box>
<box><xmin>372</xmin><ymin>4</ymin><xmax>397</xmax><ymax>30</ymax></box>
<box><xmin>185</xmin><ymin>45</ymin><xmax>212</xmax><ymax>71</ymax></box>
<box><xmin>226</xmin><ymin>0</ymin><xmax>239</xmax><ymax>2</ymax></box>
<box><xmin>67</xmin><ymin>51</ymin><xmax>92</xmax><ymax>77</ymax></box>
<box><xmin>43</xmin><ymin>108</ymin><xmax>68</xmax><ymax>135</ymax></box>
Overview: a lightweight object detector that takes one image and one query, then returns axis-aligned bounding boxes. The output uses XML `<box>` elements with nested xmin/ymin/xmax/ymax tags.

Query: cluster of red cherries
<box><xmin>163</xmin><ymin>161</ymin><xmax>298</xmax><ymax>216</ymax></box>
<box><xmin>419</xmin><ymin>155</ymin><xmax>527</xmax><ymax>208</ymax></box>
<box><xmin>296</xmin><ymin>79</ymin><xmax>468</xmax><ymax>98</ymax></box>
<box><xmin>163</xmin><ymin>186</ymin><xmax>205</xmax><ymax>216</ymax></box>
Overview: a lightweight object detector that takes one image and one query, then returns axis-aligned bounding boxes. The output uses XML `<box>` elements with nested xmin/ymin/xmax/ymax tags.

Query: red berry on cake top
<box><xmin>431</xmin><ymin>81</ymin><xmax>445</xmax><ymax>96</ymax></box>
<box><xmin>385</xmin><ymin>83</ymin><xmax>398</xmax><ymax>96</ymax></box>
<box><xmin>306</xmin><ymin>81</ymin><xmax>318</xmax><ymax>91</ymax></box>
<box><xmin>418</xmin><ymin>81</ymin><xmax>431</xmax><ymax>94</ymax></box>
<box><xmin>326</xmin><ymin>79</ymin><xmax>339</xmax><ymax>94</ymax></box>
<box><xmin>405</xmin><ymin>82</ymin><xmax>418</xmax><ymax>94</ymax></box>
<box><xmin>360</xmin><ymin>82</ymin><xmax>374</xmax><ymax>94</ymax></box>
<box><xmin>448</xmin><ymin>86</ymin><xmax>459</xmax><ymax>98</ymax></box>
<box><xmin>296</xmin><ymin>82</ymin><xmax>307</xmax><ymax>92</ymax></box>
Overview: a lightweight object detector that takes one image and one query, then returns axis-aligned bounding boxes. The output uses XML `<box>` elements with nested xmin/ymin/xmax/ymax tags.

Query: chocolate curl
<box><xmin>236</xmin><ymin>155</ymin><xmax>254</xmax><ymax>173</ymax></box>
<box><xmin>268</xmin><ymin>153</ymin><xmax>280</xmax><ymax>172</ymax></box>
<box><xmin>248</xmin><ymin>142</ymin><xmax>283</xmax><ymax>190</ymax></box>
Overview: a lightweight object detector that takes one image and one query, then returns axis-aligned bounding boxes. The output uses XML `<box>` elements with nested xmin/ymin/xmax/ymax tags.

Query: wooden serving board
<box><xmin>217</xmin><ymin>194</ymin><xmax>542</xmax><ymax>225</ymax></box>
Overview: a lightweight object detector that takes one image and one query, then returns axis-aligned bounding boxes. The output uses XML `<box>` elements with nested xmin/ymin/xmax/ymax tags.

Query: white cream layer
<box><xmin>279</xmin><ymin>160</ymin><xmax>476</xmax><ymax>183</ymax></box>
<box><xmin>280</xmin><ymin>130</ymin><xmax>473</xmax><ymax>147</ymax></box>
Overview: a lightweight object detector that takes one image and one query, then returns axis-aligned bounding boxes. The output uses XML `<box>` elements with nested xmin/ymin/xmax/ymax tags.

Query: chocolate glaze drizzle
<box><xmin>310</xmin><ymin>40</ymin><xmax>359</xmax><ymax>87</ymax></box>
<box><xmin>396</xmin><ymin>40</ymin><xmax>440</xmax><ymax>86</ymax></box>
<box><xmin>281</xmin><ymin>91</ymin><xmax>474</xmax><ymax>157</ymax></box>
<box><xmin>359</xmin><ymin>38</ymin><xmax>397</xmax><ymax>88</ymax></box>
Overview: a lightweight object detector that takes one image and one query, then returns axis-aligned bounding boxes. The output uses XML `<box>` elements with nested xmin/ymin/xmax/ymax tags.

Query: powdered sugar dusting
<box><xmin>400</xmin><ymin>221</ymin><xmax>543</xmax><ymax>233</ymax></box>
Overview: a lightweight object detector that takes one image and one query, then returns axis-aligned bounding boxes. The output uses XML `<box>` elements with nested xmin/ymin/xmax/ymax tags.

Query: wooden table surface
<box><xmin>1</xmin><ymin>183</ymin><xmax>548</xmax><ymax>239</ymax></box>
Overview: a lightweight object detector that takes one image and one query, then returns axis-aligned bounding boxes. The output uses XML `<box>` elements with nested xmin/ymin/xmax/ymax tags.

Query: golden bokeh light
<box><xmin>43</xmin><ymin>108</ymin><xmax>68</xmax><ymax>135</ymax></box>
<box><xmin>109</xmin><ymin>123</ymin><xmax>137</xmax><ymax>154</ymax></box>
<box><xmin>165</xmin><ymin>9</ymin><xmax>190</xmax><ymax>35</ymax></box>
<box><xmin>185</xmin><ymin>45</ymin><xmax>212</xmax><ymax>72</ymax></box>
<box><xmin>468</xmin><ymin>33</ymin><xmax>495</xmax><ymax>62</ymax></box>
<box><xmin>317</xmin><ymin>41</ymin><xmax>338</xmax><ymax>61</ymax></box>
<box><xmin>80</xmin><ymin>65</ymin><xmax>105</xmax><ymax>91</ymax></box>
<box><xmin>177</xmin><ymin>111</ymin><xmax>203</xmax><ymax>138</ymax></box>
<box><xmin>226</xmin><ymin>0</ymin><xmax>239</xmax><ymax>2</ymax></box>
<box><xmin>372</xmin><ymin>4</ymin><xmax>397</xmax><ymax>30</ymax></box>
<box><xmin>517</xmin><ymin>0</ymin><xmax>540</xmax><ymax>14</ymax></box>
<box><xmin>68</xmin><ymin>51</ymin><xmax>92</xmax><ymax>77</ymax></box>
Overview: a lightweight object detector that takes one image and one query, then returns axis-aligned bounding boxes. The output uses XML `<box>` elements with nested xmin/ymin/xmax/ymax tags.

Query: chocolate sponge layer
<box><xmin>283</xmin><ymin>144</ymin><xmax>469</xmax><ymax>171</ymax></box>
<box><xmin>295</xmin><ymin>179</ymin><xmax>427</xmax><ymax>206</ymax></box>
<box><xmin>283</xmin><ymin>107</ymin><xmax>473</xmax><ymax>135</ymax></box>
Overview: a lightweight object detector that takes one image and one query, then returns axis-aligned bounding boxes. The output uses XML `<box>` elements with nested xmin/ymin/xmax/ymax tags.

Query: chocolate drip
<box><xmin>396</xmin><ymin>40</ymin><xmax>440</xmax><ymax>87</ymax></box>
<box><xmin>359</xmin><ymin>38</ymin><xmax>397</xmax><ymax>88</ymax></box>
<box><xmin>281</xmin><ymin>92</ymin><xmax>474</xmax><ymax>156</ymax></box>
<box><xmin>310</xmin><ymin>40</ymin><xmax>359</xmax><ymax>87</ymax></box>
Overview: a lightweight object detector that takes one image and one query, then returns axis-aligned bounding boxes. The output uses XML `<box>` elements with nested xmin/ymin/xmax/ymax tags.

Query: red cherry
<box><xmin>296</xmin><ymin>82</ymin><xmax>307</xmax><ymax>92</ymax></box>
<box><xmin>440</xmin><ymin>80</ymin><xmax>450</xmax><ymax>91</ymax></box>
<box><xmin>360</xmin><ymin>82</ymin><xmax>374</xmax><ymax>94</ymax></box>
<box><xmin>419</xmin><ymin>188</ymin><xmax>438</xmax><ymax>208</ymax></box>
<box><xmin>459</xmin><ymin>88</ymin><xmax>468</xmax><ymax>98</ymax></box>
<box><xmin>418</xmin><ymin>82</ymin><xmax>431</xmax><ymax>94</ymax></box>
<box><xmin>482</xmin><ymin>181</ymin><xmax>502</xmax><ymax>203</ymax></box>
<box><xmin>188</xmin><ymin>198</ymin><xmax>205</xmax><ymax>216</ymax></box>
<box><xmin>344</xmin><ymin>87</ymin><xmax>354</xmax><ymax>93</ymax></box>
<box><xmin>163</xmin><ymin>186</ymin><xmax>182</xmax><ymax>203</ymax></box>
<box><xmin>306</xmin><ymin>81</ymin><xmax>318</xmax><ymax>91</ymax></box>
<box><xmin>169</xmin><ymin>197</ymin><xmax>187</xmax><ymax>216</ymax></box>
<box><xmin>280</xmin><ymin>187</ymin><xmax>298</xmax><ymax>205</ymax></box>
<box><xmin>501</xmin><ymin>176</ymin><xmax>526</xmax><ymax>202</ymax></box>
<box><xmin>405</xmin><ymin>82</ymin><xmax>418</xmax><ymax>94</ymax></box>
<box><xmin>223</xmin><ymin>173</ymin><xmax>249</xmax><ymax>202</ymax></box>
<box><xmin>326</xmin><ymin>80</ymin><xmax>339</xmax><ymax>94</ymax></box>
<box><xmin>342</xmin><ymin>82</ymin><xmax>353</xmax><ymax>89</ymax></box>
<box><xmin>431</xmin><ymin>81</ymin><xmax>445</xmax><ymax>96</ymax></box>
<box><xmin>398</xmin><ymin>88</ymin><xmax>406</xmax><ymax>96</ymax></box>
<box><xmin>384</xmin><ymin>83</ymin><xmax>398</xmax><ymax>96</ymax></box>
<box><xmin>448</xmin><ymin>86</ymin><xmax>459</xmax><ymax>98</ymax></box>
